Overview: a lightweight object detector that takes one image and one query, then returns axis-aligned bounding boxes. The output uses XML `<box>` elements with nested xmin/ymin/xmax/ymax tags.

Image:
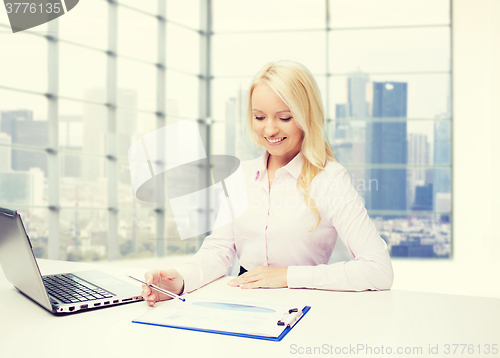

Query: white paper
<box><xmin>134</xmin><ymin>295</ymin><xmax>307</xmax><ymax>338</ymax></box>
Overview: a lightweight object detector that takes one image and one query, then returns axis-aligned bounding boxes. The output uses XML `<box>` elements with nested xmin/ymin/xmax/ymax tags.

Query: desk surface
<box><xmin>1</xmin><ymin>259</ymin><xmax>499</xmax><ymax>358</ymax></box>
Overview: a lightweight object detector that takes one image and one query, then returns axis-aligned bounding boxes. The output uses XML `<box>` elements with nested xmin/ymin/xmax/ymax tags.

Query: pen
<box><xmin>128</xmin><ymin>275</ymin><xmax>186</xmax><ymax>302</ymax></box>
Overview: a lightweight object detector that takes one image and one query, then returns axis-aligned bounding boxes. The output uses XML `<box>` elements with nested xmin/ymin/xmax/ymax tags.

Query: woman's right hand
<box><xmin>141</xmin><ymin>269</ymin><xmax>185</xmax><ymax>307</ymax></box>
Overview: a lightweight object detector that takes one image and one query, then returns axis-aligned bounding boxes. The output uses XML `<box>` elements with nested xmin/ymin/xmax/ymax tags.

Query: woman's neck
<box><xmin>267</xmin><ymin>149</ymin><xmax>300</xmax><ymax>171</ymax></box>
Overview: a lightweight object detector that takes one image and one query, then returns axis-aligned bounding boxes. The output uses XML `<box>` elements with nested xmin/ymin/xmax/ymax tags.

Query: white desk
<box><xmin>0</xmin><ymin>259</ymin><xmax>499</xmax><ymax>358</ymax></box>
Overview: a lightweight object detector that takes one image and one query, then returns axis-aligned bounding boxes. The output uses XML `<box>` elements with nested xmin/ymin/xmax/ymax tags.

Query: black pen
<box><xmin>129</xmin><ymin>275</ymin><xmax>186</xmax><ymax>302</ymax></box>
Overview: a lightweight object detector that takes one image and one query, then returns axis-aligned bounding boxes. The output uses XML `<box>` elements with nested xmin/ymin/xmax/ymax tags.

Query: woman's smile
<box><xmin>265</xmin><ymin>136</ymin><xmax>287</xmax><ymax>145</ymax></box>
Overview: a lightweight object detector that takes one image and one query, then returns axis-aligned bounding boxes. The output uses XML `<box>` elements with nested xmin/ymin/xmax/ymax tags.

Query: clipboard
<box><xmin>132</xmin><ymin>295</ymin><xmax>311</xmax><ymax>342</ymax></box>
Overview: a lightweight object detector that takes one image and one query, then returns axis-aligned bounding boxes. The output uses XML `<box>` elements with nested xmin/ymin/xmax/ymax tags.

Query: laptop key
<box><xmin>44</xmin><ymin>273</ymin><xmax>115</xmax><ymax>304</ymax></box>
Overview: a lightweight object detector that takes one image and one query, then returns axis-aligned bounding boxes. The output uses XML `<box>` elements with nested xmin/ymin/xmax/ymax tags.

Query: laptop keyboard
<box><xmin>43</xmin><ymin>273</ymin><xmax>114</xmax><ymax>304</ymax></box>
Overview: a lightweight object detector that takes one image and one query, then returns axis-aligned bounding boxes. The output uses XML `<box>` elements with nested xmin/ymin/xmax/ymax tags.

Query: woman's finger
<box><xmin>240</xmin><ymin>281</ymin><xmax>261</xmax><ymax>289</ymax></box>
<box><xmin>229</xmin><ymin>274</ymin><xmax>260</xmax><ymax>286</ymax></box>
<box><xmin>141</xmin><ymin>285</ymin><xmax>150</xmax><ymax>299</ymax></box>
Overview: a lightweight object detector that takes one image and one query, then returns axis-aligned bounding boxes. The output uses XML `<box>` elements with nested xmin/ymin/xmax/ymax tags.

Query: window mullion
<box><xmin>47</xmin><ymin>20</ymin><xmax>60</xmax><ymax>260</ymax></box>
<box><xmin>107</xmin><ymin>0</ymin><xmax>119</xmax><ymax>260</ymax></box>
<box><xmin>156</xmin><ymin>0</ymin><xmax>167</xmax><ymax>257</ymax></box>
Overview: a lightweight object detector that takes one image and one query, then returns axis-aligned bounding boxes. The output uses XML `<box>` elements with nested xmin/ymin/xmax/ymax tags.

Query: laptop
<box><xmin>0</xmin><ymin>207</ymin><xmax>144</xmax><ymax>315</ymax></box>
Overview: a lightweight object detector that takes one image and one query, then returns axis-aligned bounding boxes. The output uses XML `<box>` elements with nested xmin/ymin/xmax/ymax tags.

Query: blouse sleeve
<box><xmin>287</xmin><ymin>164</ymin><xmax>394</xmax><ymax>291</ymax></box>
<box><xmin>175</xmin><ymin>195</ymin><xmax>237</xmax><ymax>293</ymax></box>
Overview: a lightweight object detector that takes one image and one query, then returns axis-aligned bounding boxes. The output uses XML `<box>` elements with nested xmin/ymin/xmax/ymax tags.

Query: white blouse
<box><xmin>176</xmin><ymin>151</ymin><xmax>394</xmax><ymax>293</ymax></box>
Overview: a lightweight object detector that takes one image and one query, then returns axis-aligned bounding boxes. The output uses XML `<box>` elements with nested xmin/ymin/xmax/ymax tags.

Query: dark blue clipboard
<box><xmin>132</xmin><ymin>306</ymin><xmax>311</xmax><ymax>342</ymax></box>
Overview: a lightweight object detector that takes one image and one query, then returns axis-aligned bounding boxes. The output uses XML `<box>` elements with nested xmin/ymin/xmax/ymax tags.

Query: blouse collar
<box><xmin>254</xmin><ymin>151</ymin><xmax>304</xmax><ymax>181</ymax></box>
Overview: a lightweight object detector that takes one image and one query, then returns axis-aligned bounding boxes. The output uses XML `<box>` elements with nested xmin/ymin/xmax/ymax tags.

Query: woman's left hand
<box><xmin>227</xmin><ymin>267</ymin><xmax>288</xmax><ymax>289</ymax></box>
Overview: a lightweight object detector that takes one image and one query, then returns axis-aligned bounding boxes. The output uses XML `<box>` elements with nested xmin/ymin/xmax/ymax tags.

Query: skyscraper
<box><xmin>334</xmin><ymin>104</ymin><xmax>349</xmax><ymax>140</ymax></box>
<box><xmin>0</xmin><ymin>132</ymin><xmax>12</xmax><ymax>172</ymax></box>
<box><xmin>333</xmin><ymin>71</ymin><xmax>370</xmax><ymax>141</ymax></box>
<box><xmin>433</xmin><ymin>120</ymin><xmax>451</xmax><ymax>212</ymax></box>
<box><xmin>408</xmin><ymin>133</ymin><xmax>430</xmax><ymax>209</ymax></box>
<box><xmin>83</xmin><ymin>89</ymin><xmax>107</xmax><ymax>181</ymax></box>
<box><xmin>332</xmin><ymin>72</ymin><xmax>370</xmax><ymax>193</ymax></box>
<box><xmin>0</xmin><ymin>168</ymin><xmax>44</xmax><ymax>206</ymax></box>
<box><xmin>117</xmin><ymin>89</ymin><xmax>138</xmax><ymax>159</ymax></box>
<box><xmin>365</xmin><ymin>82</ymin><xmax>408</xmax><ymax>212</ymax></box>
<box><xmin>60</xmin><ymin>115</ymin><xmax>83</xmax><ymax>178</ymax></box>
<box><xmin>347</xmin><ymin>71</ymin><xmax>370</xmax><ymax>119</ymax></box>
<box><xmin>0</xmin><ymin>110</ymin><xmax>48</xmax><ymax>175</ymax></box>
<box><xmin>82</xmin><ymin>88</ymin><xmax>138</xmax><ymax>180</ymax></box>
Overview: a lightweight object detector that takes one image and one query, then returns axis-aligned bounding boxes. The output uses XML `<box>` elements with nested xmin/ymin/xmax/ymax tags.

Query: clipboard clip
<box><xmin>277</xmin><ymin>307</ymin><xmax>303</xmax><ymax>328</ymax></box>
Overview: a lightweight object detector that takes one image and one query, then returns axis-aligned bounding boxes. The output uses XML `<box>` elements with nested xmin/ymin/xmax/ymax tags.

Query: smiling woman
<box><xmin>247</xmin><ymin>61</ymin><xmax>336</xmax><ymax>230</ymax></box>
<box><xmin>141</xmin><ymin>60</ymin><xmax>394</xmax><ymax>305</ymax></box>
<box><xmin>251</xmin><ymin>84</ymin><xmax>303</xmax><ymax>179</ymax></box>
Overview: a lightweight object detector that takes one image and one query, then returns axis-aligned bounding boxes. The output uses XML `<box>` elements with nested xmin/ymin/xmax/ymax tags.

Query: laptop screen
<box><xmin>0</xmin><ymin>208</ymin><xmax>52</xmax><ymax>311</ymax></box>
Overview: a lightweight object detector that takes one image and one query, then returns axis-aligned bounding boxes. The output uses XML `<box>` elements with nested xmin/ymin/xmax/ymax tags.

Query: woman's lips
<box><xmin>265</xmin><ymin>137</ymin><xmax>286</xmax><ymax>146</ymax></box>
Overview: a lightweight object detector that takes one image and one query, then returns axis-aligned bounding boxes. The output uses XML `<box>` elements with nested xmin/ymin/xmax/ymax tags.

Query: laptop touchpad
<box><xmin>76</xmin><ymin>270</ymin><xmax>126</xmax><ymax>288</ymax></box>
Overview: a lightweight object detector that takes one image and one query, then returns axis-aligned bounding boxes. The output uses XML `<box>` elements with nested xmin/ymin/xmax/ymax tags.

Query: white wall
<box><xmin>391</xmin><ymin>0</ymin><xmax>500</xmax><ymax>298</ymax></box>
<box><xmin>453</xmin><ymin>0</ymin><xmax>500</xmax><ymax>265</ymax></box>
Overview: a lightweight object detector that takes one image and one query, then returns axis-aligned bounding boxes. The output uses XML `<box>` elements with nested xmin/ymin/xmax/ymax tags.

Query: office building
<box><xmin>0</xmin><ymin>110</ymin><xmax>48</xmax><ymax>176</ymax></box>
<box><xmin>60</xmin><ymin>115</ymin><xmax>83</xmax><ymax>178</ymax></box>
<box><xmin>365</xmin><ymin>81</ymin><xmax>408</xmax><ymax>212</ymax></box>
<box><xmin>435</xmin><ymin>192</ymin><xmax>451</xmax><ymax>223</ymax></box>
<box><xmin>334</xmin><ymin>104</ymin><xmax>349</xmax><ymax>140</ymax></box>
<box><xmin>332</xmin><ymin>72</ymin><xmax>371</xmax><ymax>184</ymax></box>
<box><xmin>0</xmin><ymin>168</ymin><xmax>44</xmax><ymax>206</ymax></box>
<box><xmin>333</xmin><ymin>71</ymin><xmax>370</xmax><ymax>141</ymax></box>
<box><xmin>411</xmin><ymin>184</ymin><xmax>433</xmax><ymax>211</ymax></box>
<box><xmin>408</xmin><ymin>133</ymin><xmax>431</xmax><ymax>209</ymax></box>
<box><xmin>0</xmin><ymin>132</ymin><xmax>11</xmax><ymax>172</ymax></box>
<box><xmin>82</xmin><ymin>89</ymin><xmax>138</xmax><ymax>180</ymax></box>
<box><xmin>117</xmin><ymin>89</ymin><xmax>138</xmax><ymax>159</ymax></box>
<box><xmin>391</xmin><ymin>240</ymin><xmax>434</xmax><ymax>258</ymax></box>
<box><xmin>433</xmin><ymin>120</ymin><xmax>451</xmax><ymax>211</ymax></box>
<box><xmin>335</xmin><ymin>103</ymin><xmax>347</xmax><ymax>119</ymax></box>
<box><xmin>347</xmin><ymin>70</ymin><xmax>371</xmax><ymax>119</ymax></box>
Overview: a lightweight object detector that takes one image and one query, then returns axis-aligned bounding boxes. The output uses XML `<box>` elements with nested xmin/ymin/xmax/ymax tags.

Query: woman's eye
<box><xmin>280</xmin><ymin>117</ymin><xmax>292</xmax><ymax>121</ymax></box>
<box><xmin>255</xmin><ymin>116</ymin><xmax>265</xmax><ymax>120</ymax></box>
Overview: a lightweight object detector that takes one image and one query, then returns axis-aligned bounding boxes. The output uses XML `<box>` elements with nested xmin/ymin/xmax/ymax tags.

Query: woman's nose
<box><xmin>264</xmin><ymin>121</ymin><xmax>279</xmax><ymax>136</ymax></box>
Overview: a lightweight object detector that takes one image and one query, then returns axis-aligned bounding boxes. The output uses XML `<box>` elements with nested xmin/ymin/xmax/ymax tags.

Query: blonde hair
<box><xmin>246</xmin><ymin>60</ymin><xmax>336</xmax><ymax>232</ymax></box>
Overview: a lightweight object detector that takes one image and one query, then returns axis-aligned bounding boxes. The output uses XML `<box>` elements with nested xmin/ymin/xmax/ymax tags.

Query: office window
<box><xmin>212</xmin><ymin>0</ymin><xmax>452</xmax><ymax>259</ymax></box>
<box><xmin>59</xmin><ymin>44</ymin><xmax>107</xmax><ymax>102</ymax></box>
<box><xmin>0</xmin><ymin>0</ymin><xmax>200</xmax><ymax>261</ymax></box>
<box><xmin>0</xmin><ymin>0</ymin><xmax>451</xmax><ymax>261</ymax></box>
<box><xmin>212</xmin><ymin>31</ymin><xmax>326</xmax><ymax>77</ymax></box>
<box><xmin>0</xmin><ymin>33</ymin><xmax>47</xmax><ymax>92</ymax></box>
<box><xmin>58</xmin><ymin>0</ymin><xmax>107</xmax><ymax>50</ymax></box>
<box><xmin>117</xmin><ymin>6</ymin><xmax>157</xmax><ymax>62</ymax></box>
<box><xmin>165</xmin><ymin>71</ymin><xmax>199</xmax><ymax>119</ymax></box>
<box><xmin>166</xmin><ymin>23</ymin><xmax>200</xmax><ymax>74</ymax></box>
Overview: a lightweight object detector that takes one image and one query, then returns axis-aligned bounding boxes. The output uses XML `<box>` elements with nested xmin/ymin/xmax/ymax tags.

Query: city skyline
<box><xmin>0</xmin><ymin>71</ymin><xmax>452</xmax><ymax>259</ymax></box>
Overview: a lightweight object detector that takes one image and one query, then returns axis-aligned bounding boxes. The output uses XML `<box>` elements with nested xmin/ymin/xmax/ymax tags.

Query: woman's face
<box><xmin>251</xmin><ymin>83</ymin><xmax>303</xmax><ymax>164</ymax></box>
